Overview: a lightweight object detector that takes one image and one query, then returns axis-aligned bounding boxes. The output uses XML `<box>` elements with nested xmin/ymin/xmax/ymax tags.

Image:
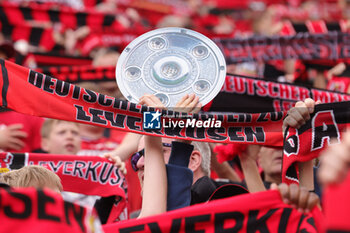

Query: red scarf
<box><xmin>0</xmin><ymin>152</ymin><xmax>126</xmax><ymax>197</ymax></box>
<box><xmin>282</xmin><ymin>101</ymin><xmax>350</xmax><ymax>184</ymax></box>
<box><xmin>103</xmin><ymin>190</ymin><xmax>324</xmax><ymax>233</ymax></box>
<box><xmin>79</xmin><ymin>33</ymin><xmax>138</xmax><ymax>56</ymax></box>
<box><xmin>0</xmin><ymin>1</ymin><xmax>123</xmax><ymax>30</ymax></box>
<box><xmin>32</xmin><ymin>52</ymin><xmax>92</xmax><ymax>67</ymax></box>
<box><xmin>0</xmin><ymin>152</ymin><xmax>128</xmax><ymax>223</ymax></box>
<box><xmin>206</xmin><ymin>74</ymin><xmax>350</xmax><ymax>113</ymax></box>
<box><xmin>36</xmin><ymin>65</ymin><xmax>116</xmax><ymax>83</ymax></box>
<box><xmin>0</xmin><ymin>23</ymin><xmax>57</xmax><ymax>52</ymax></box>
<box><xmin>118</xmin><ymin>0</ymin><xmax>192</xmax><ymax>16</ymax></box>
<box><xmin>34</xmin><ymin>65</ymin><xmax>350</xmax><ymax>113</ymax></box>
<box><xmin>327</xmin><ymin>76</ymin><xmax>350</xmax><ymax>93</ymax></box>
<box><xmin>0</xmin><ymin>187</ymin><xmax>103</xmax><ymax>233</ymax></box>
<box><xmin>0</xmin><ymin>59</ymin><xmax>285</xmax><ymax>146</ymax></box>
<box><xmin>215</xmin><ymin>32</ymin><xmax>350</xmax><ymax>63</ymax></box>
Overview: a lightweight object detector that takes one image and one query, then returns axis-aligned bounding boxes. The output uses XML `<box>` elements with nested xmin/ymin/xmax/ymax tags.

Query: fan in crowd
<box><xmin>0</xmin><ymin>0</ymin><xmax>350</xmax><ymax>232</ymax></box>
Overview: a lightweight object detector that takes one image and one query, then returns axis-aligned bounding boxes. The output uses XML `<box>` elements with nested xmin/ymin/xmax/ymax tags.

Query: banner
<box><xmin>36</xmin><ymin>65</ymin><xmax>116</xmax><ymax>83</ymax></box>
<box><xmin>282</xmin><ymin>101</ymin><xmax>350</xmax><ymax>184</ymax></box>
<box><xmin>122</xmin><ymin>0</ymin><xmax>192</xmax><ymax>15</ymax></box>
<box><xmin>103</xmin><ymin>190</ymin><xmax>324</xmax><ymax>233</ymax></box>
<box><xmin>0</xmin><ymin>152</ymin><xmax>126</xmax><ymax>198</ymax></box>
<box><xmin>0</xmin><ymin>2</ymin><xmax>121</xmax><ymax>30</ymax></box>
<box><xmin>327</xmin><ymin>75</ymin><xmax>350</xmax><ymax>94</ymax></box>
<box><xmin>0</xmin><ymin>23</ymin><xmax>58</xmax><ymax>52</ymax></box>
<box><xmin>1</xmin><ymin>0</ymin><xmax>86</xmax><ymax>10</ymax></box>
<box><xmin>79</xmin><ymin>33</ymin><xmax>138</xmax><ymax>56</ymax></box>
<box><xmin>0</xmin><ymin>22</ymin><xmax>140</xmax><ymax>54</ymax></box>
<box><xmin>0</xmin><ymin>59</ymin><xmax>285</xmax><ymax>146</ymax></box>
<box><xmin>280</xmin><ymin>20</ymin><xmax>347</xmax><ymax>36</ymax></box>
<box><xmin>0</xmin><ymin>187</ymin><xmax>103</xmax><ymax>233</ymax></box>
<box><xmin>34</xmin><ymin>65</ymin><xmax>350</xmax><ymax>112</ymax></box>
<box><xmin>83</xmin><ymin>0</ymin><xmax>109</xmax><ymax>9</ymax></box>
<box><xmin>215</xmin><ymin>31</ymin><xmax>350</xmax><ymax>63</ymax></box>
<box><xmin>207</xmin><ymin>74</ymin><xmax>350</xmax><ymax>112</ymax></box>
<box><xmin>275</xmin><ymin>5</ymin><xmax>343</xmax><ymax>22</ymax></box>
<box><xmin>32</xmin><ymin>52</ymin><xmax>92</xmax><ymax>67</ymax></box>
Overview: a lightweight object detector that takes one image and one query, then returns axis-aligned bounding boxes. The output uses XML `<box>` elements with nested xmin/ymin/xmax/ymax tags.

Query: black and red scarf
<box><xmin>282</xmin><ymin>101</ymin><xmax>350</xmax><ymax>184</ymax></box>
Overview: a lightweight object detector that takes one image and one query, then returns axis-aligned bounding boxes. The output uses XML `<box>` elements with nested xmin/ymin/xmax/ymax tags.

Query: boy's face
<box><xmin>42</xmin><ymin>122</ymin><xmax>81</xmax><ymax>155</ymax></box>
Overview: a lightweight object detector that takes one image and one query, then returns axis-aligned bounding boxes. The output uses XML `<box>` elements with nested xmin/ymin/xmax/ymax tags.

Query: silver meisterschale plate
<box><xmin>116</xmin><ymin>27</ymin><xmax>226</xmax><ymax>107</ymax></box>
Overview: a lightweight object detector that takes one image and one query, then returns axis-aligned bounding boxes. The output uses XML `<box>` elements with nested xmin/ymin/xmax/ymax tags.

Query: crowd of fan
<box><xmin>1</xmin><ymin>0</ymin><xmax>350</xmax><ymax>229</ymax></box>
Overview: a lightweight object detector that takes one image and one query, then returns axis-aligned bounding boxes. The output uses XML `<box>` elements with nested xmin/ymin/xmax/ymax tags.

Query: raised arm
<box><xmin>104</xmin><ymin>132</ymin><xmax>142</xmax><ymax>175</ymax></box>
<box><xmin>138</xmin><ymin>135</ymin><xmax>167</xmax><ymax>218</ymax></box>
<box><xmin>239</xmin><ymin>145</ymin><xmax>266</xmax><ymax>192</ymax></box>
<box><xmin>137</xmin><ymin>94</ymin><xmax>168</xmax><ymax>218</ymax></box>
<box><xmin>283</xmin><ymin>98</ymin><xmax>320</xmax><ymax>190</ymax></box>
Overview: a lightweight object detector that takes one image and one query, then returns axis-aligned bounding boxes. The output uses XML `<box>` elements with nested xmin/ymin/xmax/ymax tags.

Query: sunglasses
<box><xmin>131</xmin><ymin>143</ymin><xmax>172</xmax><ymax>171</ymax></box>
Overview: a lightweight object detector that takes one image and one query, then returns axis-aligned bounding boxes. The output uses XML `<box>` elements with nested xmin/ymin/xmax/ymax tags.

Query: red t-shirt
<box><xmin>78</xmin><ymin>137</ymin><xmax>120</xmax><ymax>156</ymax></box>
<box><xmin>327</xmin><ymin>76</ymin><xmax>350</xmax><ymax>94</ymax></box>
<box><xmin>0</xmin><ymin>111</ymin><xmax>44</xmax><ymax>152</ymax></box>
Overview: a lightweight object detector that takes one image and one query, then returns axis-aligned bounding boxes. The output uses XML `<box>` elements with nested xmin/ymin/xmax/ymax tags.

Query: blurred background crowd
<box><xmin>2</xmin><ymin>0</ymin><xmax>350</xmax><ymax>90</ymax></box>
<box><xmin>1</xmin><ymin>0</ymin><xmax>350</xmax><ymax>226</ymax></box>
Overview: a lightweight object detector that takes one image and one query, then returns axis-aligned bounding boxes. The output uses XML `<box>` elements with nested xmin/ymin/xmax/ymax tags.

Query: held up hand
<box><xmin>139</xmin><ymin>94</ymin><xmax>166</xmax><ymax>109</ymax></box>
<box><xmin>139</xmin><ymin>93</ymin><xmax>202</xmax><ymax>113</ymax></box>
<box><xmin>174</xmin><ymin>93</ymin><xmax>202</xmax><ymax>114</ymax></box>
<box><xmin>282</xmin><ymin>98</ymin><xmax>321</xmax><ymax>133</ymax></box>
<box><xmin>104</xmin><ymin>153</ymin><xmax>127</xmax><ymax>175</ymax></box>
<box><xmin>0</xmin><ymin>124</ymin><xmax>27</xmax><ymax>151</ymax></box>
<box><xmin>271</xmin><ymin>183</ymin><xmax>320</xmax><ymax>213</ymax></box>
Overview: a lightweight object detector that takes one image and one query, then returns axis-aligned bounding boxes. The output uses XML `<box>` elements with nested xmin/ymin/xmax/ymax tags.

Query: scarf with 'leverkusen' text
<box><xmin>0</xmin><ymin>59</ymin><xmax>285</xmax><ymax>146</ymax></box>
<box><xmin>0</xmin><ymin>152</ymin><xmax>127</xmax><ymax>223</ymax></box>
